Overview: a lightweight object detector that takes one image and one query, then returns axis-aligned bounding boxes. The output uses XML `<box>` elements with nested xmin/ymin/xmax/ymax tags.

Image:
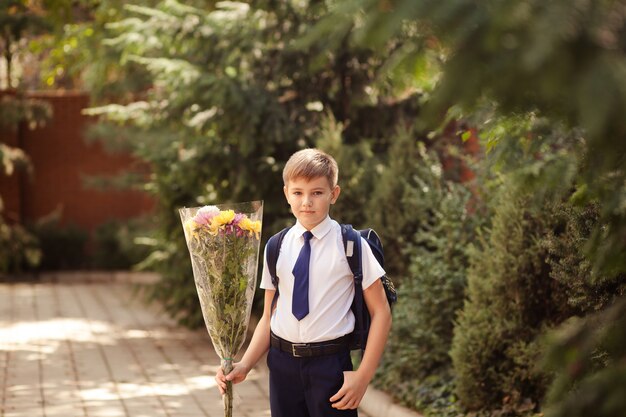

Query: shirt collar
<box><xmin>294</xmin><ymin>216</ymin><xmax>333</xmax><ymax>240</ymax></box>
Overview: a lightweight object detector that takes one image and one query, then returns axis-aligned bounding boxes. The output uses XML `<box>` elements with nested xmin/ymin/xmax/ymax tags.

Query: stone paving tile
<box><xmin>0</xmin><ymin>282</ymin><xmax>371</xmax><ymax>417</ymax></box>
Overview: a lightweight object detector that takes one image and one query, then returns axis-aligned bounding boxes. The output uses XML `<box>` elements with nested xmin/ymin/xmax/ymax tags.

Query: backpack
<box><xmin>265</xmin><ymin>224</ymin><xmax>397</xmax><ymax>353</ymax></box>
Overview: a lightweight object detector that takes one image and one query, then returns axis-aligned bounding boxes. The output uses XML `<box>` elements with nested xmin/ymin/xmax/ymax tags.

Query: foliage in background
<box><xmin>316</xmin><ymin>112</ymin><xmax>486</xmax><ymax>416</ymax></box>
<box><xmin>0</xmin><ymin>91</ymin><xmax>51</xmax><ymax>274</ymax></box>
<box><xmin>18</xmin><ymin>0</ymin><xmax>153</xmax><ymax>94</ymax></box>
<box><xmin>320</xmin><ymin>117</ymin><xmax>474</xmax><ymax>282</ymax></box>
<box><xmin>0</xmin><ymin>1</ymin><xmax>56</xmax><ymax>274</ymax></box>
<box><xmin>540</xmin><ymin>203</ymin><xmax>626</xmax><ymax>417</ymax></box>
<box><xmin>82</xmin><ymin>0</ymin><xmax>421</xmax><ymax>327</ymax></box>
<box><xmin>374</xmin><ymin>139</ymin><xmax>482</xmax><ymax>415</ymax></box>
<box><xmin>0</xmin><ymin>0</ymin><xmax>49</xmax><ymax>88</ymax></box>
<box><xmin>459</xmin><ymin>113</ymin><xmax>626</xmax><ymax>416</ymax></box>
<box><xmin>542</xmin><ymin>297</ymin><xmax>626</xmax><ymax>417</ymax></box>
<box><xmin>542</xmin><ymin>203</ymin><xmax>626</xmax><ymax>315</ymax></box>
<box><xmin>27</xmin><ymin>211</ymin><xmax>88</xmax><ymax>270</ymax></box>
<box><xmin>449</xmin><ymin>186</ymin><xmax>625</xmax><ymax>416</ymax></box>
<box><xmin>312</xmin><ymin>1</ymin><xmax>626</xmax><ymax>415</ymax></box>
<box><xmin>19</xmin><ymin>1</ymin><xmax>625</xmax><ymax>415</ymax></box>
<box><xmin>314</xmin><ymin>0</ymin><xmax>626</xmax><ymax>277</ymax></box>
<box><xmin>467</xmin><ymin>109</ymin><xmax>582</xmax><ymax>207</ymax></box>
<box><xmin>450</xmin><ymin>188</ymin><xmax>564</xmax><ymax>414</ymax></box>
<box><xmin>345</xmin><ymin>115</ymin><xmax>626</xmax><ymax>417</ymax></box>
<box><xmin>0</xmin><ymin>92</ymin><xmax>51</xmax><ymax>130</ymax></box>
<box><xmin>20</xmin><ymin>213</ymin><xmax>153</xmax><ymax>272</ymax></box>
<box><xmin>0</xmin><ymin>221</ymin><xmax>40</xmax><ymax>274</ymax></box>
<box><xmin>92</xmin><ymin>218</ymin><xmax>155</xmax><ymax>270</ymax></box>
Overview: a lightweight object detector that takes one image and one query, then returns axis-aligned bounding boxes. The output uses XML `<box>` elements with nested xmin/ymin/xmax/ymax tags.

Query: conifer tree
<box><xmin>375</xmin><ymin>140</ymin><xmax>481</xmax><ymax>414</ymax></box>
<box><xmin>450</xmin><ymin>188</ymin><xmax>564</xmax><ymax>413</ymax></box>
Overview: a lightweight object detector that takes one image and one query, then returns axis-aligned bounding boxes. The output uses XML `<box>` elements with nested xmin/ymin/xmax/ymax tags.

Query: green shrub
<box><xmin>324</xmin><ymin>118</ymin><xmax>625</xmax><ymax>417</ymax></box>
<box><xmin>397</xmin><ymin>162</ymin><xmax>479</xmax><ymax>372</ymax></box>
<box><xmin>92</xmin><ymin>218</ymin><xmax>154</xmax><ymax>270</ymax></box>
<box><xmin>30</xmin><ymin>217</ymin><xmax>88</xmax><ymax>271</ymax></box>
<box><xmin>450</xmin><ymin>188</ymin><xmax>567</xmax><ymax>413</ymax></box>
<box><xmin>365</xmin><ymin>136</ymin><xmax>447</xmax><ymax>280</ymax></box>
<box><xmin>542</xmin><ymin>203</ymin><xmax>626</xmax><ymax>315</ymax></box>
<box><xmin>0</xmin><ymin>219</ymin><xmax>41</xmax><ymax>274</ymax></box>
<box><xmin>378</xmin><ymin>182</ymin><xmax>480</xmax><ymax>416</ymax></box>
<box><xmin>540</xmin><ymin>201</ymin><xmax>626</xmax><ymax>417</ymax></box>
<box><xmin>322</xmin><ymin>124</ymin><xmax>485</xmax><ymax>415</ymax></box>
<box><xmin>323</xmin><ymin>124</ymin><xmax>474</xmax><ymax>283</ymax></box>
<box><xmin>542</xmin><ymin>298</ymin><xmax>626</xmax><ymax>417</ymax></box>
<box><xmin>319</xmin><ymin>121</ymin><xmax>491</xmax><ymax>415</ymax></box>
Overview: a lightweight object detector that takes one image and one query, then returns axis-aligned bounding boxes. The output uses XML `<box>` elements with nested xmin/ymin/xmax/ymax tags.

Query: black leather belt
<box><xmin>270</xmin><ymin>331</ymin><xmax>350</xmax><ymax>358</ymax></box>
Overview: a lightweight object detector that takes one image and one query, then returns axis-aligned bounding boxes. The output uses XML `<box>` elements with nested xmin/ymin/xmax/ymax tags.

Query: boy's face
<box><xmin>284</xmin><ymin>176</ymin><xmax>341</xmax><ymax>230</ymax></box>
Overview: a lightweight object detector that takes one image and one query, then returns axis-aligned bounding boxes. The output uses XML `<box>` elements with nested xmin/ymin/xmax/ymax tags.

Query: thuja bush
<box><xmin>374</xmin><ymin>180</ymin><xmax>480</xmax><ymax>414</ymax></box>
<box><xmin>450</xmin><ymin>188</ymin><xmax>571</xmax><ymax>414</ymax></box>
<box><xmin>542</xmin><ymin>202</ymin><xmax>626</xmax><ymax>315</ymax></box>
<box><xmin>540</xmin><ymin>201</ymin><xmax>626</xmax><ymax>417</ymax></box>
<box><xmin>542</xmin><ymin>297</ymin><xmax>626</xmax><ymax>417</ymax></box>
<box><xmin>353</xmin><ymin>132</ymin><xmax>483</xmax><ymax>414</ymax></box>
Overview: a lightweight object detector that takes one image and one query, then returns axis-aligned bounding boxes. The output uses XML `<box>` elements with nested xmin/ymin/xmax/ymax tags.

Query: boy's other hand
<box><xmin>329</xmin><ymin>370</ymin><xmax>369</xmax><ymax>410</ymax></box>
<box><xmin>215</xmin><ymin>362</ymin><xmax>250</xmax><ymax>395</ymax></box>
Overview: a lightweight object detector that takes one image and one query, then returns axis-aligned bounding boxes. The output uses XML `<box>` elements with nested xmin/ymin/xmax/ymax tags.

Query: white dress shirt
<box><xmin>260</xmin><ymin>216</ymin><xmax>386</xmax><ymax>343</ymax></box>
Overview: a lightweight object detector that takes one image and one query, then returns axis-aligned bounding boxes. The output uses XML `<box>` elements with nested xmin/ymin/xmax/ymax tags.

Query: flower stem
<box><xmin>222</xmin><ymin>359</ymin><xmax>233</xmax><ymax>417</ymax></box>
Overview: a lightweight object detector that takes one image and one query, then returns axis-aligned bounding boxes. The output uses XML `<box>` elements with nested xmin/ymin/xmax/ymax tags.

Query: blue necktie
<box><xmin>292</xmin><ymin>231</ymin><xmax>313</xmax><ymax>320</ymax></box>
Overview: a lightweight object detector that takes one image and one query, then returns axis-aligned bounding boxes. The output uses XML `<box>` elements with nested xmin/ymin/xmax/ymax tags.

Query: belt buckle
<box><xmin>291</xmin><ymin>343</ymin><xmax>308</xmax><ymax>357</ymax></box>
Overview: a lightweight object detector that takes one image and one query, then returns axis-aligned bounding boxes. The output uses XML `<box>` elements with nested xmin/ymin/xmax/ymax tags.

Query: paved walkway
<box><xmin>0</xmin><ymin>282</ymin><xmax>378</xmax><ymax>417</ymax></box>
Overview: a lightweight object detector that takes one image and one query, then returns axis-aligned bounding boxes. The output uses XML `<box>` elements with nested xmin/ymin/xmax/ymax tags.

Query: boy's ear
<box><xmin>330</xmin><ymin>185</ymin><xmax>341</xmax><ymax>204</ymax></box>
<box><xmin>283</xmin><ymin>184</ymin><xmax>289</xmax><ymax>201</ymax></box>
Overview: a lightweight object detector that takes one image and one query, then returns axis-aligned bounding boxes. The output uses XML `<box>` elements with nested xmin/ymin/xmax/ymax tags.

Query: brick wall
<box><xmin>0</xmin><ymin>91</ymin><xmax>154</xmax><ymax>232</ymax></box>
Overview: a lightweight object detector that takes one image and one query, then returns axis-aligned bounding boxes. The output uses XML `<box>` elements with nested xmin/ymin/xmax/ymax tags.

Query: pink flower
<box><xmin>232</xmin><ymin>213</ymin><xmax>246</xmax><ymax>226</ymax></box>
<box><xmin>195</xmin><ymin>205</ymin><xmax>220</xmax><ymax>225</ymax></box>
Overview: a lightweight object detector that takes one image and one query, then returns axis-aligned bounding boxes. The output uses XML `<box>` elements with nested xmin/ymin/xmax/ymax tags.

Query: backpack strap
<box><xmin>341</xmin><ymin>224</ymin><xmax>367</xmax><ymax>352</ymax></box>
<box><xmin>266</xmin><ymin>226</ymin><xmax>291</xmax><ymax>312</ymax></box>
<box><xmin>341</xmin><ymin>224</ymin><xmax>362</xmax><ymax>284</ymax></box>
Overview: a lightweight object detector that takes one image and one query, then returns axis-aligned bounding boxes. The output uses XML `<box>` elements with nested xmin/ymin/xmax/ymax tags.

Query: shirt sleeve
<box><xmin>259</xmin><ymin>245</ymin><xmax>276</xmax><ymax>290</ymax></box>
<box><xmin>360</xmin><ymin>236</ymin><xmax>386</xmax><ymax>290</ymax></box>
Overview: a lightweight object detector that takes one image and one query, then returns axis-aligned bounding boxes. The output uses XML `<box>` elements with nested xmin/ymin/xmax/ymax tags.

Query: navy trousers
<box><xmin>267</xmin><ymin>346</ymin><xmax>358</xmax><ymax>417</ymax></box>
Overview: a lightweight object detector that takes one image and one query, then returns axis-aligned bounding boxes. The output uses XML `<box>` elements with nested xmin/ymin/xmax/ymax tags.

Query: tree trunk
<box><xmin>2</xmin><ymin>32</ymin><xmax>13</xmax><ymax>89</ymax></box>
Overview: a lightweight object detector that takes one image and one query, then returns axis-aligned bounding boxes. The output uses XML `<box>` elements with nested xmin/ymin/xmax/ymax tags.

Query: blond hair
<box><xmin>283</xmin><ymin>148</ymin><xmax>339</xmax><ymax>187</ymax></box>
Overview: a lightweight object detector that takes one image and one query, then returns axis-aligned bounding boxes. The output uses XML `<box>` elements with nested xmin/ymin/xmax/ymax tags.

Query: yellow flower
<box><xmin>214</xmin><ymin>210</ymin><xmax>236</xmax><ymax>225</ymax></box>
<box><xmin>184</xmin><ymin>219</ymin><xmax>201</xmax><ymax>239</ymax></box>
<box><xmin>208</xmin><ymin>210</ymin><xmax>236</xmax><ymax>235</ymax></box>
<box><xmin>239</xmin><ymin>218</ymin><xmax>262</xmax><ymax>239</ymax></box>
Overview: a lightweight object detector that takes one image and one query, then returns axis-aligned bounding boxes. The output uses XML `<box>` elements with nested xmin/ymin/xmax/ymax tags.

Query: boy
<box><xmin>215</xmin><ymin>148</ymin><xmax>392</xmax><ymax>417</ymax></box>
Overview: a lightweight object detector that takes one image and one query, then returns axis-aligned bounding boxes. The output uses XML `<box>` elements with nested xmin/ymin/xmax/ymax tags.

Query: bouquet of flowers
<box><xmin>179</xmin><ymin>201</ymin><xmax>262</xmax><ymax>417</ymax></box>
